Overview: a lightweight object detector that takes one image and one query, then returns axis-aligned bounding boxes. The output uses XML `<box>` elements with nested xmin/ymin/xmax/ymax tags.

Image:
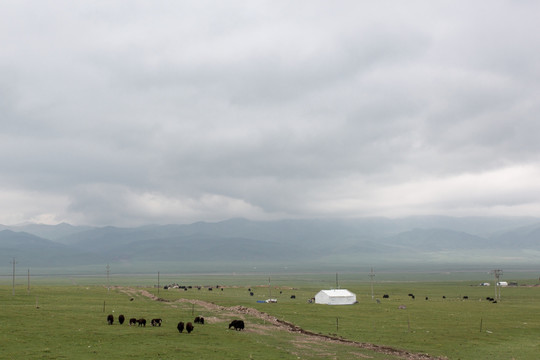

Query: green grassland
<box><xmin>1</xmin><ymin>273</ymin><xmax>540</xmax><ymax>359</ymax></box>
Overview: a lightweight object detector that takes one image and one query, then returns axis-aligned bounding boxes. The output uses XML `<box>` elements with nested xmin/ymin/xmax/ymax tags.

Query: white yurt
<box><xmin>314</xmin><ymin>289</ymin><xmax>357</xmax><ymax>305</ymax></box>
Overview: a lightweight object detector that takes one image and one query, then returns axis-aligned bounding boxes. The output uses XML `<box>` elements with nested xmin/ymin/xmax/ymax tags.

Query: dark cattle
<box><xmin>129</xmin><ymin>318</ymin><xmax>137</xmax><ymax>326</ymax></box>
<box><xmin>442</xmin><ymin>296</ymin><xmax>446</xmax><ymax>299</ymax></box>
<box><xmin>290</xmin><ymin>295</ymin><xmax>296</xmax><ymax>299</ymax></box>
<box><xmin>107</xmin><ymin>314</ymin><xmax>114</xmax><ymax>325</ymax></box>
<box><xmin>250</xmin><ymin>292</ymin><xmax>254</xmax><ymax>296</ymax></box>
<box><xmin>151</xmin><ymin>318</ymin><xmax>162</xmax><ymax>327</ymax></box>
<box><xmin>118</xmin><ymin>314</ymin><xmax>125</xmax><ymax>325</ymax></box>
<box><xmin>408</xmin><ymin>293</ymin><xmax>414</xmax><ymax>297</ymax></box>
<box><xmin>425</xmin><ymin>297</ymin><xmax>429</xmax><ymax>300</ymax></box>
<box><xmin>186</xmin><ymin>322</ymin><xmax>194</xmax><ymax>333</ymax></box>
<box><xmin>383</xmin><ymin>294</ymin><xmax>389</xmax><ymax>299</ymax></box>
<box><xmin>463</xmin><ymin>296</ymin><xmax>469</xmax><ymax>300</ymax></box>
<box><xmin>411</xmin><ymin>295</ymin><xmax>415</xmax><ymax>300</ymax></box>
<box><xmin>177</xmin><ymin>321</ymin><xmax>185</xmax><ymax>333</ymax></box>
<box><xmin>208</xmin><ymin>287</ymin><xmax>213</xmax><ymax>291</ymax></box>
<box><xmin>137</xmin><ymin>318</ymin><xmax>146</xmax><ymax>327</ymax></box>
<box><xmin>194</xmin><ymin>316</ymin><xmax>205</xmax><ymax>324</ymax></box>
<box><xmin>229</xmin><ymin>319</ymin><xmax>245</xmax><ymax>331</ymax></box>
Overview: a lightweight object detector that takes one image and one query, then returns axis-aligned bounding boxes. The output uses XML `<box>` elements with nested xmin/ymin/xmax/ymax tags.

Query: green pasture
<box><xmin>1</xmin><ymin>273</ymin><xmax>540</xmax><ymax>359</ymax></box>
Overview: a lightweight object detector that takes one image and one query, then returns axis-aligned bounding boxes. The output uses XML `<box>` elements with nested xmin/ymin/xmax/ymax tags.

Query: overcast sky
<box><xmin>1</xmin><ymin>1</ymin><xmax>540</xmax><ymax>226</ymax></box>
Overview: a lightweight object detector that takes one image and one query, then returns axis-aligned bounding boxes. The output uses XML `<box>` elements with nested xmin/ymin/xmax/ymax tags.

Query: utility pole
<box><xmin>369</xmin><ymin>267</ymin><xmax>375</xmax><ymax>300</ymax></box>
<box><xmin>27</xmin><ymin>268</ymin><xmax>30</xmax><ymax>294</ymax></box>
<box><xmin>158</xmin><ymin>271</ymin><xmax>160</xmax><ymax>296</ymax></box>
<box><xmin>491</xmin><ymin>269</ymin><xmax>503</xmax><ymax>301</ymax></box>
<box><xmin>106</xmin><ymin>264</ymin><xmax>110</xmax><ymax>291</ymax></box>
<box><xmin>11</xmin><ymin>257</ymin><xmax>17</xmax><ymax>295</ymax></box>
<box><xmin>336</xmin><ymin>273</ymin><xmax>339</xmax><ymax>289</ymax></box>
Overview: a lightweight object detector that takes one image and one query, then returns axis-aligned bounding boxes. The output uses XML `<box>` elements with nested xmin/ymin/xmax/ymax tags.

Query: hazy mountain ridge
<box><xmin>1</xmin><ymin>216</ymin><xmax>539</xmax><ymax>270</ymax></box>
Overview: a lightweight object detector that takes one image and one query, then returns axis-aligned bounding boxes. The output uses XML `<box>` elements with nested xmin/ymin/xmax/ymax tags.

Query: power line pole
<box><xmin>369</xmin><ymin>267</ymin><xmax>375</xmax><ymax>300</ymax></box>
<box><xmin>106</xmin><ymin>264</ymin><xmax>110</xmax><ymax>291</ymax></box>
<box><xmin>491</xmin><ymin>269</ymin><xmax>503</xmax><ymax>301</ymax></box>
<box><xmin>27</xmin><ymin>268</ymin><xmax>30</xmax><ymax>294</ymax></box>
<box><xmin>11</xmin><ymin>257</ymin><xmax>17</xmax><ymax>295</ymax></box>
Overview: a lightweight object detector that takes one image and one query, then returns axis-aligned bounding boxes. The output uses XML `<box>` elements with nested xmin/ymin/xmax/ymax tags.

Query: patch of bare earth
<box><xmin>114</xmin><ymin>287</ymin><xmax>447</xmax><ymax>360</ymax></box>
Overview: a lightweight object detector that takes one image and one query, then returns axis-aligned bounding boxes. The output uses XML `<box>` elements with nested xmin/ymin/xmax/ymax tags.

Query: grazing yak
<box><xmin>177</xmin><ymin>321</ymin><xmax>185</xmax><ymax>333</ymax></box>
<box><xmin>107</xmin><ymin>314</ymin><xmax>114</xmax><ymax>325</ymax></box>
<box><xmin>229</xmin><ymin>319</ymin><xmax>245</xmax><ymax>331</ymax></box>
<box><xmin>186</xmin><ymin>322</ymin><xmax>194</xmax><ymax>333</ymax></box>
<box><xmin>137</xmin><ymin>318</ymin><xmax>146</xmax><ymax>327</ymax></box>
<box><xmin>129</xmin><ymin>318</ymin><xmax>137</xmax><ymax>326</ymax></box>
<box><xmin>151</xmin><ymin>318</ymin><xmax>162</xmax><ymax>327</ymax></box>
<box><xmin>118</xmin><ymin>314</ymin><xmax>125</xmax><ymax>325</ymax></box>
<box><xmin>383</xmin><ymin>294</ymin><xmax>389</xmax><ymax>299</ymax></box>
<box><xmin>290</xmin><ymin>295</ymin><xmax>296</xmax><ymax>299</ymax></box>
<box><xmin>194</xmin><ymin>316</ymin><xmax>205</xmax><ymax>324</ymax></box>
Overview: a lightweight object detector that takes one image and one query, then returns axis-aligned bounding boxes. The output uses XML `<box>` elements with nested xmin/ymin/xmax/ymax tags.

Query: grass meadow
<box><xmin>1</xmin><ymin>272</ymin><xmax>539</xmax><ymax>359</ymax></box>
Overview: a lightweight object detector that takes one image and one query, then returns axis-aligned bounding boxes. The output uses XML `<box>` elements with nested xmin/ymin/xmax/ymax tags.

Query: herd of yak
<box><xmin>106</xmin><ymin>314</ymin><xmax>245</xmax><ymax>332</ymax></box>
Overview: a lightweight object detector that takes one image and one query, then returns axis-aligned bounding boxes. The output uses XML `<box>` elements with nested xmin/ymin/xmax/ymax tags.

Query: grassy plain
<box><xmin>1</xmin><ymin>272</ymin><xmax>539</xmax><ymax>359</ymax></box>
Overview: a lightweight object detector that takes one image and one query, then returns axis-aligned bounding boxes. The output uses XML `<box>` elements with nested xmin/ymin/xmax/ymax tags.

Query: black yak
<box><xmin>129</xmin><ymin>318</ymin><xmax>137</xmax><ymax>326</ymax></box>
<box><xmin>229</xmin><ymin>319</ymin><xmax>245</xmax><ymax>331</ymax></box>
<box><xmin>107</xmin><ymin>314</ymin><xmax>114</xmax><ymax>325</ymax></box>
<box><xmin>118</xmin><ymin>314</ymin><xmax>125</xmax><ymax>325</ymax></box>
<box><xmin>151</xmin><ymin>318</ymin><xmax>162</xmax><ymax>326</ymax></box>
<box><xmin>383</xmin><ymin>294</ymin><xmax>389</xmax><ymax>299</ymax></box>
<box><xmin>194</xmin><ymin>316</ymin><xmax>205</xmax><ymax>324</ymax></box>
<box><xmin>177</xmin><ymin>321</ymin><xmax>184</xmax><ymax>333</ymax></box>
<box><xmin>137</xmin><ymin>318</ymin><xmax>146</xmax><ymax>327</ymax></box>
<box><xmin>290</xmin><ymin>295</ymin><xmax>296</xmax><ymax>299</ymax></box>
<box><xmin>186</xmin><ymin>322</ymin><xmax>194</xmax><ymax>333</ymax></box>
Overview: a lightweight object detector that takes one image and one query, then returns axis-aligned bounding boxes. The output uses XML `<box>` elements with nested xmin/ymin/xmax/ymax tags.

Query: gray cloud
<box><xmin>1</xmin><ymin>1</ymin><xmax>540</xmax><ymax>226</ymax></box>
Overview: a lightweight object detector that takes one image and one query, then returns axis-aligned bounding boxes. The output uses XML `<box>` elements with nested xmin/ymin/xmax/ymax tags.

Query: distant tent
<box><xmin>314</xmin><ymin>289</ymin><xmax>357</xmax><ymax>305</ymax></box>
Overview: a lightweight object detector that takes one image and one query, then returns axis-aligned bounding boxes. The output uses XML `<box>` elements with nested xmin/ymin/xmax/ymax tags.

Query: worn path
<box><xmin>116</xmin><ymin>287</ymin><xmax>447</xmax><ymax>360</ymax></box>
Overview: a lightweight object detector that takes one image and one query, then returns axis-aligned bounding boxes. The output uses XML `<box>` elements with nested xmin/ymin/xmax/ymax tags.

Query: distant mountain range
<box><xmin>1</xmin><ymin>216</ymin><xmax>539</xmax><ymax>273</ymax></box>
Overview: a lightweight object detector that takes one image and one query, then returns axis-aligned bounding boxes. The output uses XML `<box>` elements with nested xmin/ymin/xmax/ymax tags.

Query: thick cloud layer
<box><xmin>1</xmin><ymin>1</ymin><xmax>540</xmax><ymax>226</ymax></box>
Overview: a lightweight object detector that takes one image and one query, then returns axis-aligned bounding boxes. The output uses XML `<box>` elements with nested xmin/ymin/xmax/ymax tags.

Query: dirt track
<box><xmin>117</xmin><ymin>287</ymin><xmax>447</xmax><ymax>360</ymax></box>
